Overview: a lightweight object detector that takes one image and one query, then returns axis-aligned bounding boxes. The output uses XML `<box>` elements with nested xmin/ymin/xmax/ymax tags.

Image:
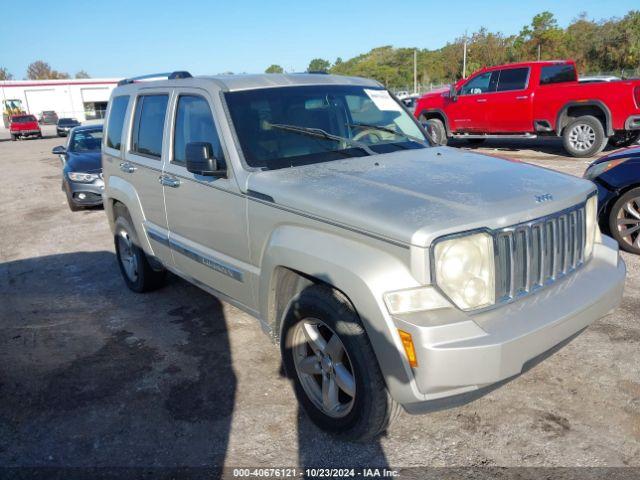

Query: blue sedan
<box><xmin>52</xmin><ymin>124</ymin><xmax>104</xmax><ymax>211</ymax></box>
<box><xmin>584</xmin><ymin>146</ymin><xmax>640</xmax><ymax>254</ymax></box>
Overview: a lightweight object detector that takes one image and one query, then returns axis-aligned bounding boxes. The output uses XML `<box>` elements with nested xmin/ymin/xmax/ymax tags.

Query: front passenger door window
<box><xmin>173</xmin><ymin>95</ymin><xmax>225</xmax><ymax>168</ymax></box>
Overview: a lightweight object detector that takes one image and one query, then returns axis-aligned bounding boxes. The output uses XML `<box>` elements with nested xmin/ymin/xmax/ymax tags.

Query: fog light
<box><xmin>398</xmin><ymin>330</ymin><xmax>418</xmax><ymax>368</ymax></box>
<box><xmin>78</xmin><ymin>193</ymin><xmax>86</xmax><ymax>200</ymax></box>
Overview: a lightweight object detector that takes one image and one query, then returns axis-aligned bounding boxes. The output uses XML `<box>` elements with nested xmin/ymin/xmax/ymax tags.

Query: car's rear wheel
<box><xmin>114</xmin><ymin>207</ymin><xmax>166</xmax><ymax>292</ymax></box>
<box><xmin>421</xmin><ymin>117</ymin><xmax>447</xmax><ymax>146</ymax></box>
<box><xmin>562</xmin><ymin>115</ymin><xmax>607</xmax><ymax>158</ymax></box>
<box><xmin>609</xmin><ymin>187</ymin><xmax>640</xmax><ymax>254</ymax></box>
<box><xmin>608</xmin><ymin>131</ymin><xmax>640</xmax><ymax>149</ymax></box>
<box><xmin>281</xmin><ymin>284</ymin><xmax>400</xmax><ymax>441</ymax></box>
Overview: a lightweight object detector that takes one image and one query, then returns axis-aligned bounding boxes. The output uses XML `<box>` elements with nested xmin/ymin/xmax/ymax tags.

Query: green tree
<box><xmin>75</xmin><ymin>70</ymin><xmax>91</xmax><ymax>79</ymax></box>
<box><xmin>265</xmin><ymin>64</ymin><xmax>284</xmax><ymax>73</ymax></box>
<box><xmin>27</xmin><ymin>61</ymin><xmax>70</xmax><ymax>80</ymax></box>
<box><xmin>307</xmin><ymin>58</ymin><xmax>331</xmax><ymax>72</ymax></box>
<box><xmin>0</xmin><ymin>67</ymin><xmax>13</xmax><ymax>80</ymax></box>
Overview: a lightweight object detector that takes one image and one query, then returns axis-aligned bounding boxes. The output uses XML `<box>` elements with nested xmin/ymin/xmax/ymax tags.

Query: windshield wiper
<box><xmin>267</xmin><ymin>122</ymin><xmax>376</xmax><ymax>155</ymax></box>
<box><xmin>348</xmin><ymin>123</ymin><xmax>428</xmax><ymax>146</ymax></box>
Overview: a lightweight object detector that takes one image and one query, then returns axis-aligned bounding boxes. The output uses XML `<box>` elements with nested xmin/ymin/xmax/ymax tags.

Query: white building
<box><xmin>1</xmin><ymin>78</ymin><xmax>121</xmax><ymax>129</ymax></box>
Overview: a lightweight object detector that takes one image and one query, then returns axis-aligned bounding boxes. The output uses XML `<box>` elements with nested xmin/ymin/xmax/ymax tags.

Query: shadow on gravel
<box><xmin>0</xmin><ymin>251</ymin><xmax>236</xmax><ymax>471</ymax></box>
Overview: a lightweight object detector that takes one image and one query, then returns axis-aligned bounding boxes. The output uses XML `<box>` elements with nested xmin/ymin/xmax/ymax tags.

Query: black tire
<box><xmin>421</xmin><ymin>117</ymin><xmax>448</xmax><ymax>146</ymax></box>
<box><xmin>113</xmin><ymin>204</ymin><xmax>166</xmax><ymax>292</ymax></box>
<box><xmin>608</xmin><ymin>187</ymin><xmax>640</xmax><ymax>255</ymax></box>
<box><xmin>608</xmin><ymin>131</ymin><xmax>640</xmax><ymax>149</ymax></box>
<box><xmin>281</xmin><ymin>284</ymin><xmax>400</xmax><ymax>441</ymax></box>
<box><xmin>10</xmin><ymin>134</ymin><xmax>16</xmax><ymax>141</ymax></box>
<box><xmin>66</xmin><ymin>192</ymin><xmax>82</xmax><ymax>212</ymax></box>
<box><xmin>562</xmin><ymin>115</ymin><xmax>607</xmax><ymax>158</ymax></box>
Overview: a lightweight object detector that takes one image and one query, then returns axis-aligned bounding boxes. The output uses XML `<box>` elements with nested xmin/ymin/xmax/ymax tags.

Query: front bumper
<box><xmin>66</xmin><ymin>178</ymin><xmax>105</xmax><ymax>206</ymax></box>
<box><xmin>13</xmin><ymin>129</ymin><xmax>41</xmax><ymax>136</ymax></box>
<box><xmin>393</xmin><ymin>235</ymin><xmax>625</xmax><ymax>413</ymax></box>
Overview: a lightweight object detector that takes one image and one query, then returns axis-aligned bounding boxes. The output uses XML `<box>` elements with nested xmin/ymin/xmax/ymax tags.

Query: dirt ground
<box><xmin>0</xmin><ymin>128</ymin><xmax>638</xmax><ymax>470</ymax></box>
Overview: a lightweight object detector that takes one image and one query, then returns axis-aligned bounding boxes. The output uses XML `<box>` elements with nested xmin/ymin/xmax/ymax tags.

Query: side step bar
<box><xmin>451</xmin><ymin>133</ymin><xmax>538</xmax><ymax>139</ymax></box>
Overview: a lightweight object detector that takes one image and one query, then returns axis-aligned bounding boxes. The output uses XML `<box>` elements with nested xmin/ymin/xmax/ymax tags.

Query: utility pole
<box><xmin>413</xmin><ymin>49</ymin><xmax>417</xmax><ymax>94</ymax></box>
<box><xmin>463</xmin><ymin>40</ymin><xmax>467</xmax><ymax>78</ymax></box>
<box><xmin>537</xmin><ymin>44</ymin><xmax>541</xmax><ymax>61</ymax></box>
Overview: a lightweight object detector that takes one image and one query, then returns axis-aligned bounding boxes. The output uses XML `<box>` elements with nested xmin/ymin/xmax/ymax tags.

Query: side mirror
<box><xmin>52</xmin><ymin>146</ymin><xmax>66</xmax><ymax>155</ymax></box>
<box><xmin>449</xmin><ymin>84</ymin><xmax>458</xmax><ymax>101</ymax></box>
<box><xmin>185</xmin><ymin>142</ymin><xmax>224</xmax><ymax>176</ymax></box>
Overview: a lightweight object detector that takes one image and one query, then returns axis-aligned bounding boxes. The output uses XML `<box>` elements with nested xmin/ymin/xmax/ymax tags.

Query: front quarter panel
<box><xmin>258</xmin><ymin>223</ymin><xmax>426</xmax><ymax>404</ymax></box>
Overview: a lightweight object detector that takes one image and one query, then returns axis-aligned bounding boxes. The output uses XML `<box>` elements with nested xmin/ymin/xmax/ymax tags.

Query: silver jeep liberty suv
<box><xmin>102</xmin><ymin>71</ymin><xmax>625</xmax><ymax>440</ymax></box>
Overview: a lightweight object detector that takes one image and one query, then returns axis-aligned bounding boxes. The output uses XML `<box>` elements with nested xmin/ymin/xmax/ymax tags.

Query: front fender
<box><xmin>259</xmin><ymin>225</ymin><xmax>425</xmax><ymax>404</ymax></box>
<box><xmin>105</xmin><ymin>175</ymin><xmax>153</xmax><ymax>254</ymax></box>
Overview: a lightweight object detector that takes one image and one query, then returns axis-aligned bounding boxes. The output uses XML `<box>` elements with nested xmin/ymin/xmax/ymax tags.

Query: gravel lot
<box><xmin>0</xmin><ymin>128</ymin><xmax>639</xmax><ymax>470</ymax></box>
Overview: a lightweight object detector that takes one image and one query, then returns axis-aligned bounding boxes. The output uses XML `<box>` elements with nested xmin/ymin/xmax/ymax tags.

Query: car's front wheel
<box><xmin>281</xmin><ymin>285</ymin><xmax>400</xmax><ymax>441</ymax></box>
<box><xmin>609</xmin><ymin>187</ymin><xmax>640</xmax><ymax>254</ymax></box>
<box><xmin>420</xmin><ymin>117</ymin><xmax>447</xmax><ymax>146</ymax></box>
<box><xmin>562</xmin><ymin>115</ymin><xmax>607</xmax><ymax>157</ymax></box>
<box><xmin>114</xmin><ymin>207</ymin><xmax>166</xmax><ymax>292</ymax></box>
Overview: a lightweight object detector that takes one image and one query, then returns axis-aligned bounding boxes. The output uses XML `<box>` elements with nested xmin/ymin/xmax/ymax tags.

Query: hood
<box><xmin>65</xmin><ymin>151</ymin><xmax>102</xmax><ymax>173</ymax></box>
<box><xmin>591</xmin><ymin>145</ymin><xmax>640</xmax><ymax>165</ymax></box>
<box><xmin>247</xmin><ymin>147</ymin><xmax>595</xmax><ymax>247</ymax></box>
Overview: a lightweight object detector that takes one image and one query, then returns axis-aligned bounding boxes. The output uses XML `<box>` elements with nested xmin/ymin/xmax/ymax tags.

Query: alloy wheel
<box><xmin>117</xmin><ymin>230</ymin><xmax>139</xmax><ymax>282</ymax></box>
<box><xmin>568</xmin><ymin>124</ymin><xmax>596</xmax><ymax>151</ymax></box>
<box><xmin>617</xmin><ymin>196</ymin><xmax>640</xmax><ymax>250</ymax></box>
<box><xmin>292</xmin><ymin>318</ymin><xmax>356</xmax><ymax>418</ymax></box>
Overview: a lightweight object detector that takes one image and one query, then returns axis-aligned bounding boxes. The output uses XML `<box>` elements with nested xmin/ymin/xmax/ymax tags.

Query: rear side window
<box><xmin>173</xmin><ymin>95</ymin><xmax>225</xmax><ymax>166</ymax></box>
<box><xmin>106</xmin><ymin>96</ymin><xmax>130</xmax><ymax>150</ymax></box>
<box><xmin>540</xmin><ymin>64</ymin><xmax>577</xmax><ymax>85</ymax></box>
<box><xmin>132</xmin><ymin>94</ymin><xmax>169</xmax><ymax>158</ymax></box>
<box><xmin>496</xmin><ymin>68</ymin><xmax>529</xmax><ymax>91</ymax></box>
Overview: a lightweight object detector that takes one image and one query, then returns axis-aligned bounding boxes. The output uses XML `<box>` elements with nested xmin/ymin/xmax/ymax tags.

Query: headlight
<box><xmin>583</xmin><ymin>158</ymin><xmax>629</xmax><ymax>180</ymax></box>
<box><xmin>585</xmin><ymin>195</ymin><xmax>600</xmax><ymax>258</ymax></box>
<box><xmin>68</xmin><ymin>172</ymin><xmax>99</xmax><ymax>183</ymax></box>
<box><xmin>433</xmin><ymin>232</ymin><xmax>495</xmax><ymax>311</ymax></box>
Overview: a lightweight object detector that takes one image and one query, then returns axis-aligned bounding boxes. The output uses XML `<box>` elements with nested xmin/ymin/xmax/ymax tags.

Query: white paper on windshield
<box><xmin>364</xmin><ymin>89</ymin><xmax>403</xmax><ymax>112</ymax></box>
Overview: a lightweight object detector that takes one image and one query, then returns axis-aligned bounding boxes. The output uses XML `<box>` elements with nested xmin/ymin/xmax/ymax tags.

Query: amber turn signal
<box><xmin>398</xmin><ymin>329</ymin><xmax>418</xmax><ymax>368</ymax></box>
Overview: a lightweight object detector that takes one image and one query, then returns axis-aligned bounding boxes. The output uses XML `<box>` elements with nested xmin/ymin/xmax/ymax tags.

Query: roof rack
<box><xmin>117</xmin><ymin>70</ymin><xmax>193</xmax><ymax>86</ymax></box>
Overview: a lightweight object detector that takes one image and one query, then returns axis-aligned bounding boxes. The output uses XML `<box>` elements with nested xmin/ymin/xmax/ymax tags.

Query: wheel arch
<box><xmin>556</xmin><ymin>101</ymin><xmax>614</xmax><ymax>137</ymax></box>
<box><xmin>258</xmin><ymin>225</ymin><xmax>420</xmax><ymax>402</ymax></box>
<box><xmin>417</xmin><ymin>109</ymin><xmax>451</xmax><ymax>135</ymax></box>
<box><xmin>104</xmin><ymin>176</ymin><xmax>152</xmax><ymax>253</ymax></box>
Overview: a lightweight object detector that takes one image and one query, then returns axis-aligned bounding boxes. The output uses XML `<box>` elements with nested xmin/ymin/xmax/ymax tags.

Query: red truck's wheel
<box><xmin>421</xmin><ymin>118</ymin><xmax>447</xmax><ymax>146</ymax></box>
<box><xmin>562</xmin><ymin>115</ymin><xmax>607</xmax><ymax>158</ymax></box>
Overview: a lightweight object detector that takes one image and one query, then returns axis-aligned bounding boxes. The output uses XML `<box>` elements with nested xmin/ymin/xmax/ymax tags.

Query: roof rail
<box><xmin>117</xmin><ymin>71</ymin><xmax>193</xmax><ymax>86</ymax></box>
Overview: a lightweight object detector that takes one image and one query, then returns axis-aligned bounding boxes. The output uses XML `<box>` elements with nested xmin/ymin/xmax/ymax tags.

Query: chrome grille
<box><xmin>495</xmin><ymin>203</ymin><xmax>586</xmax><ymax>303</ymax></box>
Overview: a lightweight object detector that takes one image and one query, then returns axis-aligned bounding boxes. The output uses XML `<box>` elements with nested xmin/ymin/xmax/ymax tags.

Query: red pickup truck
<box><xmin>415</xmin><ymin>60</ymin><xmax>640</xmax><ymax>157</ymax></box>
<box><xmin>9</xmin><ymin>114</ymin><xmax>42</xmax><ymax>141</ymax></box>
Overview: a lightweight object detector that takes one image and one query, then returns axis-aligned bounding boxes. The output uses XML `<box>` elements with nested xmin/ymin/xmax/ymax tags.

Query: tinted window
<box><xmin>70</xmin><ymin>129</ymin><xmax>103</xmax><ymax>152</ymax></box>
<box><xmin>132</xmin><ymin>95</ymin><xmax>168</xmax><ymax>158</ymax></box>
<box><xmin>173</xmin><ymin>95</ymin><xmax>225</xmax><ymax>166</ymax></box>
<box><xmin>497</xmin><ymin>68</ymin><xmax>529</xmax><ymax>91</ymax></box>
<box><xmin>12</xmin><ymin>115</ymin><xmax>36</xmax><ymax>123</ymax></box>
<box><xmin>540</xmin><ymin>64</ymin><xmax>576</xmax><ymax>85</ymax></box>
<box><xmin>106</xmin><ymin>96</ymin><xmax>129</xmax><ymax>150</ymax></box>
<box><xmin>460</xmin><ymin>71</ymin><xmax>499</xmax><ymax>95</ymax></box>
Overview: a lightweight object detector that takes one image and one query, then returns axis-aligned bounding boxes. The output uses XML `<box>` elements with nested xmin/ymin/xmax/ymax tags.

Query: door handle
<box><xmin>159</xmin><ymin>175</ymin><xmax>181</xmax><ymax>188</ymax></box>
<box><xmin>476</xmin><ymin>98</ymin><xmax>487</xmax><ymax>103</ymax></box>
<box><xmin>119</xmin><ymin>162</ymin><xmax>137</xmax><ymax>173</ymax></box>
<box><xmin>516</xmin><ymin>95</ymin><xmax>529</xmax><ymax>100</ymax></box>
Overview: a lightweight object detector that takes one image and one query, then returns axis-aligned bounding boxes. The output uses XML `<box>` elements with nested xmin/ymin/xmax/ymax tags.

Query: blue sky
<box><xmin>1</xmin><ymin>0</ymin><xmax>637</xmax><ymax>79</ymax></box>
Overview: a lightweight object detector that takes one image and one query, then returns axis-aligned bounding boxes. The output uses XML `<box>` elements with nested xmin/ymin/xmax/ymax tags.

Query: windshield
<box><xmin>69</xmin><ymin>129</ymin><xmax>103</xmax><ymax>152</ymax></box>
<box><xmin>58</xmin><ymin>118</ymin><xmax>79</xmax><ymax>125</ymax></box>
<box><xmin>12</xmin><ymin>115</ymin><xmax>36</xmax><ymax>123</ymax></box>
<box><xmin>225</xmin><ymin>85</ymin><xmax>429</xmax><ymax>169</ymax></box>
